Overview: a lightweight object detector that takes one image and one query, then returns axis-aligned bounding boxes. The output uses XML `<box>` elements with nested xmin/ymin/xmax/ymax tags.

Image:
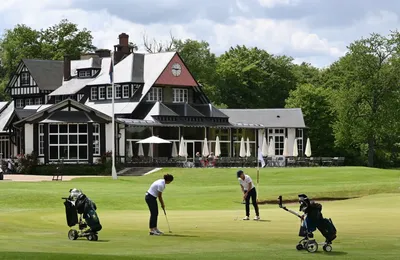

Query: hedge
<box><xmin>32</xmin><ymin>163</ymin><xmax>124</xmax><ymax>176</ymax></box>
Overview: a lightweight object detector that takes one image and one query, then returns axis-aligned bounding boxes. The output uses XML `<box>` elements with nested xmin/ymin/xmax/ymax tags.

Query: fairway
<box><xmin>1</xmin><ymin>167</ymin><xmax>400</xmax><ymax>260</ymax></box>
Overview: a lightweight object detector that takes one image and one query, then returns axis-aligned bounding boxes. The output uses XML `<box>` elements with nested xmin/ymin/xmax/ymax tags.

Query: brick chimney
<box><xmin>114</xmin><ymin>33</ymin><xmax>134</xmax><ymax>64</ymax></box>
<box><xmin>63</xmin><ymin>55</ymin><xmax>71</xmax><ymax>81</ymax></box>
<box><xmin>119</xmin><ymin>33</ymin><xmax>129</xmax><ymax>46</ymax></box>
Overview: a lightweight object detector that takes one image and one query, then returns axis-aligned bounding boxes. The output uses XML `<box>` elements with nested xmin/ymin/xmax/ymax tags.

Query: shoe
<box><xmin>243</xmin><ymin>216</ymin><xmax>250</xmax><ymax>220</ymax></box>
<box><xmin>156</xmin><ymin>229</ymin><xmax>164</xmax><ymax>235</ymax></box>
<box><xmin>253</xmin><ymin>216</ymin><xmax>260</xmax><ymax>220</ymax></box>
<box><xmin>149</xmin><ymin>230</ymin><xmax>162</xmax><ymax>236</ymax></box>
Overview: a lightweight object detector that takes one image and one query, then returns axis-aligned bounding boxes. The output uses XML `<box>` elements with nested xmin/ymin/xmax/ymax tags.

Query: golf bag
<box><xmin>317</xmin><ymin>218</ymin><xmax>337</xmax><ymax>242</ymax></box>
<box><xmin>74</xmin><ymin>193</ymin><xmax>102</xmax><ymax>232</ymax></box>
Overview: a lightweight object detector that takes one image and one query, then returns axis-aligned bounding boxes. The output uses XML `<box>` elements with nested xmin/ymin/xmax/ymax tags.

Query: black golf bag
<box><xmin>317</xmin><ymin>218</ymin><xmax>337</xmax><ymax>242</ymax></box>
<box><xmin>74</xmin><ymin>194</ymin><xmax>102</xmax><ymax>233</ymax></box>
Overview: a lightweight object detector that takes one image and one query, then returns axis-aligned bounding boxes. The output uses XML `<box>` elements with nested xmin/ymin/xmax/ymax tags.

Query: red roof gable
<box><xmin>155</xmin><ymin>53</ymin><xmax>198</xmax><ymax>87</ymax></box>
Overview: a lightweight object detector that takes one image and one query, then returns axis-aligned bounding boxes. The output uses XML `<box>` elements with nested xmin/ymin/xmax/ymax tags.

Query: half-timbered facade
<box><xmin>0</xmin><ymin>32</ymin><xmax>307</xmax><ymax>163</ymax></box>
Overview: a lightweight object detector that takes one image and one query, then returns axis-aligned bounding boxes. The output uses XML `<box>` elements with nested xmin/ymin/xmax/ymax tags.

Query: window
<box><xmin>39</xmin><ymin>124</ymin><xmax>44</xmax><ymax>155</ymax></box>
<box><xmin>20</xmin><ymin>72</ymin><xmax>30</xmax><ymax>86</ymax></box>
<box><xmin>16</xmin><ymin>99</ymin><xmax>24</xmax><ymax>108</ymax></box>
<box><xmin>48</xmin><ymin>123</ymin><xmax>88</xmax><ymax>161</ymax></box>
<box><xmin>34</xmin><ymin>98</ymin><xmax>42</xmax><ymax>105</ymax></box>
<box><xmin>25</xmin><ymin>98</ymin><xmax>33</xmax><ymax>106</ymax></box>
<box><xmin>147</xmin><ymin>87</ymin><xmax>163</xmax><ymax>102</ymax></box>
<box><xmin>107</xmin><ymin>86</ymin><xmax>112</xmax><ymax>99</ymax></box>
<box><xmin>173</xmin><ymin>88</ymin><xmax>188</xmax><ymax>103</ymax></box>
<box><xmin>93</xmin><ymin>123</ymin><xmax>100</xmax><ymax>155</ymax></box>
<box><xmin>54</xmin><ymin>96</ymin><xmax>61</xmax><ymax>103</ymax></box>
<box><xmin>268</xmin><ymin>128</ymin><xmax>285</xmax><ymax>155</ymax></box>
<box><xmin>116</xmin><ymin>85</ymin><xmax>121</xmax><ymax>99</ymax></box>
<box><xmin>78</xmin><ymin>70</ymin><xmax>91</xmax><ymax>78</ymax></box>
<box><xmin>91</xmin><ymin>87</ymin><xmax>98</xmax><ymax>100</ymax></box>
<box><xmin>296</xmin><ymin>129</ymin><xmax>303</xmax><ymax>156</ymax></box>
<box><xmin>99</xmin><ymin>87</ymin><xmax>105</xmax><ymax>100</ymax></box>
<box><xmin>122</xmin><ymin>85</ymin><xmax>129</xmax><ymax>98</ymax></box>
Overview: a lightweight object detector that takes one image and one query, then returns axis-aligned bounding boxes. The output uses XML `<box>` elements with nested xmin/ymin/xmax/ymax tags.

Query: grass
<box><xmin>0</xmin><ymin>167</ymin><xmax>399</xmax><ymax>259</ymax></box>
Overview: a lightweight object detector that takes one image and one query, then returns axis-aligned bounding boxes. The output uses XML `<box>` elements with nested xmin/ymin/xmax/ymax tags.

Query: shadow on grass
<box><xmin>256</xmin><ymin>219</ymin><xmax>271</xmax><ymax>222</ymax></box>
<box><xmin>163</xmin><ymin>234</ymin><xmax>199</xmax><ymax>238</ymax></box>
<box><xmin>315</xmin><ymin>251</ymin><xmax>348</xmax><ymax>256</ymax></box>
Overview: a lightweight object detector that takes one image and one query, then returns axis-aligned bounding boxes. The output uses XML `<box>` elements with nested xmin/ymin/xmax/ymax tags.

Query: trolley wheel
<box><xmin>323</xmin><ymin>244</ymin><xmax>332</xmax><ymax>252</ymax></box>
<box><xmin>87</xmin><ymin>234</ymin><xmax>98</xmax><ymax>241</ymax></box>
<box><xmin>306</xmin><ymin>241</ymin><xmax>318</xmax><ymax>253</ymax></box>
<box><xmin>68</xmin><ymin>229</ymin><xmax>78</xmax><ymax>240</ymax></box>
<box><xmin>296</xmin><ymin>244</ymin><xmax>303</xmax><ymax>250</ymax></box>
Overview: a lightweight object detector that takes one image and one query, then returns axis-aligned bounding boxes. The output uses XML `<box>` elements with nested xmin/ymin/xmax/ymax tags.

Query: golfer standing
<box><xmin>237</xmin><ymin>170</ymin><xmax>260</xmax><ymax>220</ymax></box>
<box><xmin>145</xmin><ymin>174</ymin><xmax>174</xmax><ymax>235</ymax></box>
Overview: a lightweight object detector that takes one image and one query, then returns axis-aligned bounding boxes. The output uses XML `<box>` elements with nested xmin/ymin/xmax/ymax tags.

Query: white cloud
<box><xmin>257</xmin><ymin>0</ymin><xmax>301</xmax><ymax>8</ymax></box>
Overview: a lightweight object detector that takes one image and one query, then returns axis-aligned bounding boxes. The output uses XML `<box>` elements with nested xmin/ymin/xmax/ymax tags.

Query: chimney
<box><xmin>95</xmin><ymin>49</ymin><xmax>111</xmax><ymax>58</ymax></box>
<box><xmin>63</xmin><ymin>55</ymin><xmax>71</xmax><ymax>81</ymax></box>
<box><xmin>119</xmin><ymin>33</ymin><xmax>129</xmax><ymax>46</ymax></box>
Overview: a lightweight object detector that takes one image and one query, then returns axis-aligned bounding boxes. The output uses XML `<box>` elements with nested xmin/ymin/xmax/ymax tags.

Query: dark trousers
<box><xmin>145</xmin><ymin>193</ymin><xmax>158</xmax><ymax>229</ymax></box>
<box><xmin>245</xmin><ymin>188</ymin><xmax>259</xmax><ymax>217</ymax></box>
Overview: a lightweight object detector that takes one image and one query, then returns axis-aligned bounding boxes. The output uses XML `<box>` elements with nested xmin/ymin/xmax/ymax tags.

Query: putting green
<box><xmin>0</xmin><ymin>167</ymin><xmax>399</xmax><ymax>259</ymax></box>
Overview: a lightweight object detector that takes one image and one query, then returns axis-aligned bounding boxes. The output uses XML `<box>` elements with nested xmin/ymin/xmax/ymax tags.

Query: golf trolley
<box><xmin>62</xmin><ymin>196</ymin><xmax>99</xmax><ymax>241</ymax></box>
<box><xmin>278</xmin><ymin>196</ymin><xmax>335</xmax><ymax>253</ymax></box>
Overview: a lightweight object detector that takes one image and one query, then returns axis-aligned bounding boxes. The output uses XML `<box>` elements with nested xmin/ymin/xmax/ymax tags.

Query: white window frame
<box><xmin>16</xmin><ymin>99</ymin><xmax>24</xmax><ymax>108</ymax></box>
<box><xmin>173</xmin><ymin>88</ymin><xmax>188</xmax><ymax>103</ymax></box>
<box><xmin>147</xmin><ymin>87</ymin><xmax>163</xmax><ymax>102</ymax></box>
<box><xmin>99</xmin><ymin>87</ymin><xmax>105</xmax><ymax>100</ymax></box>
<box><xmin>34</xmin><ymin>97</ymin><xmax>42</xmax><ymax>105</ymax></box>
<box><xmin>107</xmin><ymin>86</ymin><xmax>112</xmax><ymax>99</ymax></box>
<box><xmin>91</xmin><ymin>87</ymin><xmax>98</xmax><ymax>100</ymax></box>
<box><xmin>25</xmin><ymin>98</ymin><xmax>33</xmax><ymax>106</ymax></box>
<box><xmin>78</xmin><ymin>70</ymin><xmax>91</xmax><ymax>78</ymax></box>
<box><xmin>39</xmin><ymin>124</ymin><xmax>44</xmax><ymax>156</ymax></box>
<box><xmin>20</xmin><ymin>72</ymin><xmax>30</xmax><ymax>86</ymax></box>
<box><xmin>93</xmin><ymin>123</ymin><xmax>100</xmax><ymax>156</ymax></box>
<box><xmin>116</xmin><ymin>85</ymin><xmax>122</xmax><ymax>99</ymax></box>
<box><xmin>296</xmin><ymin>129</ymin><xmax>304</xmax><ymax>156</ymax></box>
<box><xmin>268</xmin><ymin>128</ymin><xmax>285</xmax><ymax>156</ymax></box>
<box><xmin>48</xmin><ymin>123</ymin><xmax>88</xmax><ymax>161</ymax></box>
<box><xmin>122</xmin><ymin>85</ymin><xmax>129</xmax><ymax>98</ymax></box>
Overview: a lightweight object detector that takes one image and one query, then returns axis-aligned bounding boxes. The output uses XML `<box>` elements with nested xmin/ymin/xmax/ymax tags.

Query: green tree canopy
<box><xmin>215</xmin><ymin>46</ymin><xmax>296</xmax><ymax>108</ymax></box>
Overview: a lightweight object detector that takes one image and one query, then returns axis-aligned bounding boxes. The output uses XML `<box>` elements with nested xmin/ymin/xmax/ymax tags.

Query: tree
<box><xmin>142</xmin><ymin>32</ymin><xmax>175</xmax><ymax>53</ymax></box>
<box><xmin>40</xmin><ymin>19</ymin><xmax>96</xmax><ymax>60</ymax></box>
<box><xmin>328</xmin><ymin>31</ymin><xmax>400</xmax><ymax>167</ymax></box>
<box><xmin>173</xmin><ymin>39</ymin><xmax>218</xmax><ymax>102</ymax></box>
<box><xmin>215</xmin><ymin>46</ymin><xmax>296</xmax><ymax>108</ymax></box>
<box><xmin>292</xmin><ymin>62</ymin><xmax>321</xmax><ymax>86</ymax></box>
<box><xmin>285</xmin><ymin>83</ymin><xmax>335</xmax><ymax>156</ymax></box>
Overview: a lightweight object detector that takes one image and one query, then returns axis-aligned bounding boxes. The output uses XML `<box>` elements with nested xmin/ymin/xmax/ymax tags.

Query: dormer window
<box><xmin>147</xmin><ymin>87</ymin><xmax>162</xmax><ymax>102</ymax></box>
<box><xmin>173</xmin><ymin>88</ymin><xmax>188</xmax><ymax>103</ymax></box>
<box><xmin>20</xmin><ymin>72</ymin><xmax>30</xmax><ymax>86</ymax></box>
<box><xmin>78</xmin><ymin>70</ymin><xmax>91</xmax><ymax>78</ymax></box>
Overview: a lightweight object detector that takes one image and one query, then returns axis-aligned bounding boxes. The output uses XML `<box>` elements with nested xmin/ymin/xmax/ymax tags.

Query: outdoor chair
<box><xmin>286</xmin><ymin>157</ymin><xmax>297</xmax><ymax>167</ymax></box>
<box><xmin>321</xmin><ymin>157</ymin><xmax>333</xmax><ymax>166</ymax></box>
<box><xmin>297</xmin><ymin>157</ymin><xmax>307</xmax><ymax>166</ymax></box>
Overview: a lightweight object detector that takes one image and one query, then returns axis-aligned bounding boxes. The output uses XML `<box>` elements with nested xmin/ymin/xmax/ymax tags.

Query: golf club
<box><xmin>163</xmin><ymin>208</ymin><xmax>172</xmax><ymax>233</ymax></box>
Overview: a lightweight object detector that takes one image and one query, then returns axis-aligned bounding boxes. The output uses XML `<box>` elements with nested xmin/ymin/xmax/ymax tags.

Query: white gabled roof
<box><xmin>0</xmin><ymin>101</ymin><xmax>14</xmax><ymax>133</ymax></box>
<box><xmin>49</xmin><ymin>57</ymin><xmax>111</xmax><ymax>96</ymax></box>
<box><xmin>139</xmin><ymin>52</ymin><xmax>175</xmax><ymax>102</ymax></box>
<box><xmin>84</xmin><ymin>101</ymin><xmax>139</xmax><ymax>116</ymax></box>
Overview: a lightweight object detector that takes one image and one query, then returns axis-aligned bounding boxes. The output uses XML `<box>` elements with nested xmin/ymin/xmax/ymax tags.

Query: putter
<box><xmin>278</xmin><ymin>195</ymin><xmax>302</xmax><ymax>219</ymax></box>
<box><xmin>163</xmin><ymin>208</ymin><xmax>172</xmax><ymax>233</ymax></box>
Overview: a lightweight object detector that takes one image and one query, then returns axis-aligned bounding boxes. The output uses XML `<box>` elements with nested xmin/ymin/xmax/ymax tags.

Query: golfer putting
<box><xmin>237</xmin><ymin>170</ymin><xmax>260</xmax><ymax>220</ymax></box>
<box><xmin>145</xmin><ymin>174</ymin><xmax>174</xmax><ymax>235</ymax></box>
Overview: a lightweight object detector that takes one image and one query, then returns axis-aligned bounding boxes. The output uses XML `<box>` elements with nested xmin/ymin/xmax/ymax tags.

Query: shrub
<box><xmin>16</xmin><ymin>153</ymin><xmax>38</xmax><ymax>174</ymax></box>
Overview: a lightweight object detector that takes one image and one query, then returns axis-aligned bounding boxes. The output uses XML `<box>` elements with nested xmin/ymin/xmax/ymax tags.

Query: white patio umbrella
<box><xmin>178</xmin><ymin>137</ymin><xmax>186</xmax><ymax>157</ymax></box>
<box><xmin>262</xmin><ymin>136</ymin><xmax>268</xmax><ymax>157</ymax></box>
<box><xmin>246</xmin><ymin>137</ymin><xmax>251</xmax><ymax>157</ymax></box>
<box><xmin>239</xmin><ymin>137</ymin><xmax>246</xmax><ymax>157</ymax></box>
<box><xmin>138</xmin><ymin>143</ymin><xmax>144</xmax><ymax>157</ymax></box>
<box><xmin>305</xmin><ymin>138</ymin><xmax>312</xmax><ymax>157</ymax></box>
<box><xmin>268</xmin><ymin>138</ymin><xmax>275</xmax><ymax>156</ymax></box>
<box><xmin>171</xmin><ymin>141</ymin><xmax>178</xmax><ymax>158</ymax></box>
<box><xmin>127</xmin><ymin>140</ymin><xmax>133</xmax><ymax>158</ymax></box>
<box><xmin>148</xmin><ymin>144</ymin><xmax>153</xmax><ymax>157</ymax></box>
<box><xmin>293</xmin><ymin>139</ymin><xmax>299</xmax><ymax>157</ymax></box>
<box><xmin>183</xmin><ymin>141</ymin><xmax>188</xmax><ymax>157</ymax></box>
<box><xmin>202</xmin><ymin>138</ymin><xmax>210</xmax><ymax>157</ymax></box>
<box><xmin>136</xmin><ymin>136</ymin><xmax>171</xmax><ymax>144</ymax></box>
<box><xmin>283</xmin><ymin>137</ymin><xmax>289</xmax><ymax>157</ymax></box>
<box><xmin>215</xmin><ymin>136</ymin><xmax>221</xmax><ymax>157</ymax></box>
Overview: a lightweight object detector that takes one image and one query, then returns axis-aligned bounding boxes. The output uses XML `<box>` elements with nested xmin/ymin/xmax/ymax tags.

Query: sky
<box><xmin>0</xmin><ymin>0</ymin><xmax>399</xmax><ymax>68</ymax></box>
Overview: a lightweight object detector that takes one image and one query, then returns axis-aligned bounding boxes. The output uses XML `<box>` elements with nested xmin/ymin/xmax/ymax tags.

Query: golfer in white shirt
<box><xmin>237</xmin><ymin>170</ymin><xmax>260</xmax><ymax>220</ymax></box>
<box><xmin>145</xmin><ymin>174</ymin><xmax>174</xmax><ymax>235</ymax></box>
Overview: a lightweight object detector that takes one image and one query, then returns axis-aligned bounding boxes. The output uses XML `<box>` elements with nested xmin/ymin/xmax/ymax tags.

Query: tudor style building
<box><xmin>0</xmin><ymin>33</ymin><xmax>307</xmax><ymax>164</ymax></box>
